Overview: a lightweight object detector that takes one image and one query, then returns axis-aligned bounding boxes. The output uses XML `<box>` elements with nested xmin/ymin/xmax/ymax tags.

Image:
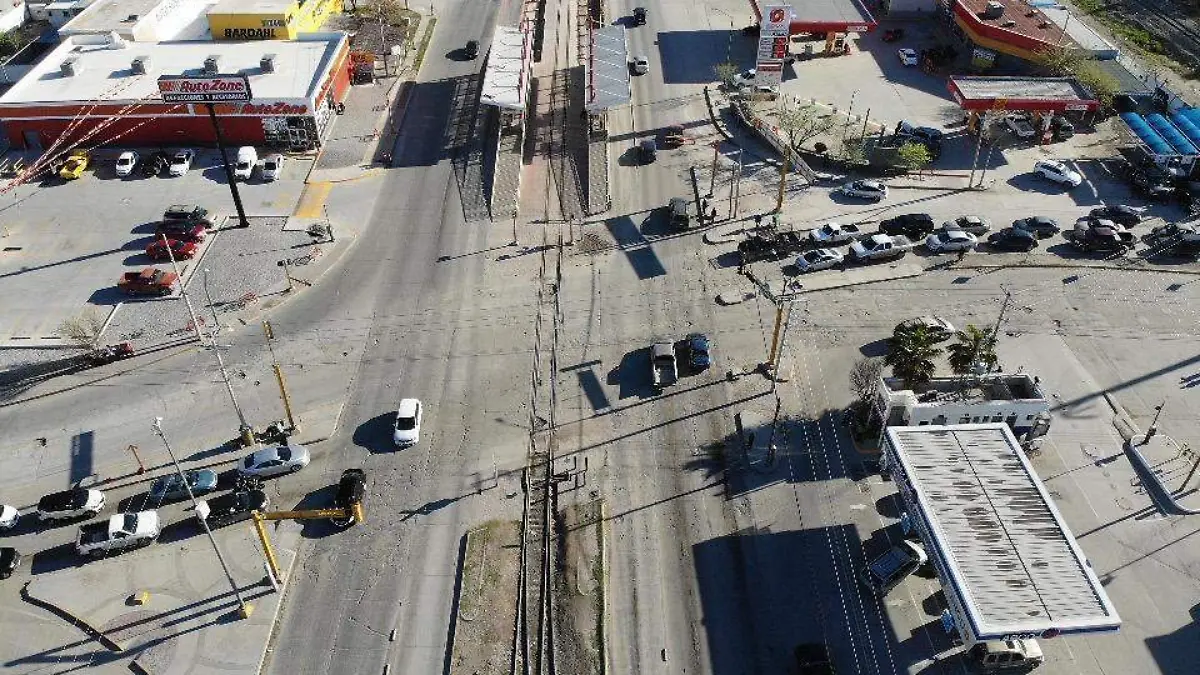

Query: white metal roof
<box><xmin>0</xmin><ymin>33</ymin><xmax>344</xmax><ymax>105</ymax></box>
<box><xmin>885</xmin><ymin>424</ymin><xmax>1120</xmax><ymax>639</ymax></box>
<box><xmin>585</xmin><ymin>25</ymin><xmax>629</xmax><ymax>112</ymax></box>
<box><xmin>479</xmin><ymin>26</ymin><xmax>530</xmax><ymax>112</ymax></box>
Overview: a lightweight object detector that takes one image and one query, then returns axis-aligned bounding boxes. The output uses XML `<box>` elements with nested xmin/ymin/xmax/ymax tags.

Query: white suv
<box><xmin>37</xmin><ymin>488</ymin><xmax>105</xmax><ymax>521</ymax></box>
<box><xmin>1034</xmin><ymin>159</ymin><xmax>1082</xmax><ymax>187</ymax></box>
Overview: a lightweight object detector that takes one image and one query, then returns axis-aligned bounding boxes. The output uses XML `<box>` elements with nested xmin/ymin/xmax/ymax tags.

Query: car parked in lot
<box><xmin>115</xmin><ymin>151</ymin><xmax>139</xmax><ymax>177</ymax></box>
<box><xmin>199</xmin><ymin>489</ymin><xmax>268</xmax><ymax>529</ymax></box>
<box><xmin>148</xmin><ymin>469</ymin><xmax>218</xmax><ymax>502</ymax></box>
<box><xmin>168</xmin><ymin>149</ymin><xmax>195</xmax><ymax>177</ymax></box>
<box><xmin>1130</xmin><ymin>167</ymin><xmax>1175</xmax><ymax>201</ymax></box>
<box><xmin>145</xmin><ymin>238</ymin><xmax>198</xmax><ymax>261</ymax></box>
<box><xmin>732</xmin><ymin>68</ymin><xmax>756</xmax><ymax>87</ymax></box>
<box><xmin>796</xmin><ymin>247</ymin><xmax>844</xmax><ymax>272</ymax></box>
<box><xmin>464</xmin><ymin>39</ymin><xmax>479</xmax><ymax>59</ymax></box>
<box><xmin>632</xmin><ymin>6</ymin><xmax>647</xmax><ymax>24</ymax></box>
<box><xmin>1070</xmin><ymin>218</ymin><xmax>1135</xmax><ymax>253</ymax></box>
<box><xmin>1145</xmin><ymin>221</ymin><xmax>1200</xmax><ymax>256</ymax></box>
<box><xmin>38</xmin><ymin>488</ymin><xmax>105</xmax><ymax>521</ymax></box>
<box><xmin>394</xmin><ymin>398</ymin><xmax>423</xmax><ymax>447</ymax></box>
<box><xmin>162</xmin><ymin>204</ymin><xmax>215</xmax><ymax>228</ymax></box>
<box><xmin>1088</xmin><ymin>204</ymin><xmax>1142</xmax><ymax>227</ymax></box>
<box><xmin>897</xmin><ymin>48</ymin><xmax>918</xmax><ymax>66</ymax></box>
<box><xmin>896</xmin><ymin>316</ymin><xmax>956</xmax><ymax>341</ymax></box>
<box><xmin>895</xmin><ymin>121</ymin><xmax>944</xmax><ymax>147</ymax></box>
<box><xmin>238</xmin><ymin>445</ymin><xmax>310</xmax><ymax>477</ymax></box>
<box><xmin>988</xmin><ymin>227</ymin><xmax>1038</xmax><ymax>252</ymax></box>
<box><xmin>76</xmin><ymin>511</ymin><xmax>159</xmax><ymax>557</ymax></box>
<box><xmin>142</xmin><ymin>151</ymin><xmax>169</xmax><ymax>177</ymax></box>
<box><xmin>942</xmin><ymin>215</ymin><xmax>990</xmax><ymax>235</ymax></box>
<box><xmin>156</xmin><ymin>221</ymin><xmax>207</xmax><ymax>242</ymax></box>
<box><xmin>1012</xmin><ymin>216</ymin><xmax>1060</xmax><ymax>239</ymax></box>
<box><xmin>233</xmin><ymin>146</ymin><xmax>257</xmax><ymax>180</ymax></box>
<box><xmin>809</xmin><ymin>222</ymin><xmax>864</xmax><ymax>245</ymax></box>
<box><xmin>1034</xmin><ymin>159</ymin><xmax>1082</xmax><ymax>187</ymax></box>
<box><xmin>925</xmin><ymin>229</ymin><xmax>977</xmax><ymax>253</ymax></box>
<box><xmin>118</xmin><ymin>268</ymin><xmax>177</xmax><ymax>296</ymax></box>
<box><xmin>0</xmin><ymin>547</ymin><xmax>20</xmax><ymax>579</ymax></box>
<box><xmin>58</xmin><ymin>151</ymin><xmax>89</xmax><ymax>180</ymax></box>
<box><xmin>879</xmin><ymin>213</ymin><xmax>935</xmax><ymax>238</ymax></box>
<box><xmin>262</xmin><ymin>154</ymin><xmax>284</xmax><ymax>181</ymax></box>
<box><xmin>1003</xmin><ymin>114</ymin><xmax>1036</xmax><ymax>139</ymax></box>
<box><xmin>630</xmin><ymin>55</ymin><xmax>649</xmax><ymax>75</ymax></box>
<box><xmin>0</xmin><ymin>505</ymin><xmax>18</xmax><ymax>530</ymax></box>
<box><xmin>686</xmin><ymin>333</ymin><xmax>711</xmax><ymax>372</ymax></box>
<box><xmin>838</xmin><ymin>179</ymin><xmax>887</xmax><ymax>201</ymax></box>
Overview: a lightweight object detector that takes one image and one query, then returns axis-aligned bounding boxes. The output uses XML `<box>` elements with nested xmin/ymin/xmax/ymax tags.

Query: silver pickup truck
<box><xmin>849</xmin><ymin>234</ymin><xmax>914</xmax><ymax>262</ymax></box>
<box><xmin>76</xmin><ymin>511</ymin><xmax>160</xmax><ymax>558</ymax></box>
<box><xmin>650</xmin><ymin>342</ymin><xmax>678</xmax><ymax>391</ymax></box>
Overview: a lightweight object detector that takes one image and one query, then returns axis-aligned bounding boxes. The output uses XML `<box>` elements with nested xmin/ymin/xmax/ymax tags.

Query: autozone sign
<box><xmin>157</xmin><ymin>74</ymin><xmax>253</xmax><ymax>103</ymax></box>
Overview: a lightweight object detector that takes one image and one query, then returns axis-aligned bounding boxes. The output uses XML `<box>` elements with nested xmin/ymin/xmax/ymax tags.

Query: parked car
<box><xmin>732</xmin><ymin>68</ymin><xmax>756</xmax><ymax>87</ymax></box>
<box><xmin>925</xmin><ymin>229</ymin><xmax>977</xmax><ymax>253</ymax></box>
<box><xmin>59</xmin><ymin>151</ymin><xmax>89</xmax><ymax>180</ymax></box>
<box><xmin>809</xmin><ymin>222</ymin><xmax>864</xmax><ymax>245</ymax></box>
<box><xmin>849</xmin><ymin>234</ymin><xmax>913</xmax><ymax>262</ymax></box>
<box><xmin>1069</xmin><ymin>218</ymin><xmax>1134</xmax><ymax>253</ymax></box>
<box><xmin>896</xmin><ymin>316</ymin><xmax>956</xmax><ymax>341</ymax></box>
<box><xmin>37</xmin><ymin>488</ymin><xmax>104</xmax><ymax>521</ymax></box>
<box><xmin>1012</xmin><ymin>216</ymin><xmax>1060</xmax><ymax>239</ymax></box>
<box><xmin>880</xmin><ymin>213</ymin><xmax>935</xmax><ymax>238</ymax></box>
<box><xmin>668</xmin><ymin>197</ymin><xmax>692</xmax><ymax>231</ymax></box>
<box><xmin>1130</xmin><ymin>167</ymin><xmax>1175</xmax><ymax>201</ymax></box>
<box><xmin>464</xmin><ymin>39</ymin><xmax>479</xmax><ymax>59</ymax></box>
<box><xmin>115</xmin><ymin>151</ymin><xmax>139</xmax><ymax>177</ymax></box>
<box><xmin>897</xmin><ymin>48</ymin><xmax>918</xmax><ymax>66</ymax></box>
<box><xmin>0</xmin><ymin>505</ymin><xmax>17</xmax><ymax>530</ymax></box>
<box><xmin>838</xmin><ymin>179</ymin><xmax>887</xmax><ymax>201</ymax></box>
<box><xmin>0</xmin><ymin>547</ymin><xmax>20</xmax><ymax>579</ymax></box>
<box><xmin>168</xmin><ymin>149</ymin><xmax>195</xmax><ymax>177</ymax></box>
<box><xmin>861</xmin><ymin>540</ymin><xmax>927</xmax><ymax>594</ymax></box>
<box><xmin>632</xmin><ymin>6</ymin><xmax>647</xmax><ymax>24</ymax></box>
<box><xmin>630</xmin><ymin>55</ymin><xmax>649</xmax><ymax>75</ymax></box>
<box><xmin>162</xmin><ymin>204</ymin><xmax>214</xmax><ymax>228</ymax></box>
<box><xmin>650</xmin><ymin>342</ymin><xmax>678</xmax><ymax>391</ymax></box>
<box><xmin>199</xmin><ymin>489</ymin><xmax>269</xmax><ymax>529</ymax></box>
<box><xmin>1088</xmin><ymin>204</ymin><xmax>1142</xmax><ymax>227</ymax></box>
<box><xmin>118</xmin><ymin>268</ymin><xmax>178</xmax><ymax>296</ymax></box>
<box><xmin>76</xmin><ymin>512</ymin><xmax>159</xmax><ymax>558</ymax></box>
<box><xmin>1145</xmin><ymin>222</ymin><xmax>1200</xmax><ymax>256</ymax></box>
<box><xmin>987</xmin><ymin>227</ymin><xmax>1038</xmax><ymax>252</ymax></box>
<box><xmin>394</xmin><ymin>398</ymin><xmax>424</xmax><ymax>447</ymax></box>
<box><xmin>638</xmin><ymin>138</ymin><xmax>656</xmax><ymax>164</ymax></box>
<box><xmin>1003</xmin><ymin>114</ymin><xmax>1036</xmax><ymax>139</ymax></box>
<box><xmin>148</xmin><ymin>469</ymin><xmax>218</xmax><ymax>502</ymax></box>
<box><xmin>142</xmin><ymin>151</ymin><xmax>169</xmax><ymax>177</ymax></box>
<box><xmin>1034</xmin><ymin>159</ymin><xmax>1082</xmax><ymax>187</ymax></box>
<box><xmin>145</xmin><ymin>238</ymin><xmax>198</xmax><ymax>261</ymax></box>
<box><xmin>156</xmin><ymin>221</ymin><xmax>207</xmax><ymax>242</ymax></box>
<box><xmin>895</xmin><ymin>121</ymin><xmax>944</xmax><ymax>148</ymax></box>
<box><xmin>238</xmin><ymin>445</ymin><xmax>310</xmax><ymax>477</ymax></box>
<box><xmin>1051</xmin><ymin>115</ymin><xmax>1075</xmax><ymax>141</ymax></box>
<box><xmin>686</xmin><ymin>333</ymin><xmax>711</xmax><ymax>372</ymax></box>
<box><xmin>796</xmin><ymin>247</ymin><xmax>844</xmax><ymax>272</ymax></box>
<box><xmin>233</xmin><ymin>146</ymin><xmax>257</xmax><ymax>180</ymax></box>
<box><xmin>262</xmin><ymin>154</ymin><xmax>284</xmax><ymax>181</ymax></box>
<box><xmin>942</xmin><ymin>215</ymin><xmax>990</xmax><ymax>235</ymax></box>
<box><xmin>970</xmin><ymin>639</ymin><xmax>1044</xmax><ymax>672</ymax></box>
<box><xmin>331</xmin><ymin>469</ymin><xmax>366</xmax><ymax>529</ymax></box>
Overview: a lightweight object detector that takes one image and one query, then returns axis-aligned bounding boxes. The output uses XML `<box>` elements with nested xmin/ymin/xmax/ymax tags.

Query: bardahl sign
<box><xmin>157</xmin><ymin>74</ymin><xmax>253</xmax><ymax>103</ymax></box>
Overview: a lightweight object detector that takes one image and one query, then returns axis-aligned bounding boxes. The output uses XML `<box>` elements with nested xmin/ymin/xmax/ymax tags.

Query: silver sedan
<box><xmin>796</xmin><ymin>248</ymin><xmax>844</xmax><ymax>273</ymax></box>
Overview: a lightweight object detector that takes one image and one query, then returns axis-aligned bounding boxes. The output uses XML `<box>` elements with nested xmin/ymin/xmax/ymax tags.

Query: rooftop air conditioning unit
<box><xmin>1001</xmin><ymin>19</ymin><xmax>1016</xmax><ymax>27</ymax></box>
<box><xmin>203</xmin><ymin>55</ymin><xmax>220</xmax><ymax>74</ymax></box>
<box><xmin>260</xmin><ymin>53</ymin><xmax>276</xmax><ymax>73</ymax></box>
<box><xmin>60</xmin><ymin>57</ymin><xmax>80</xmax><ymax>77</ymax></box>
<box><xmin>131</xmin><ymin>56</ymin><xmax>149</xmax><ymax>75</ymax></box>
<box><xmin>983</xmin><ymin>1</ymin><xmax>1004</xmax><ymax>19</ymax></box>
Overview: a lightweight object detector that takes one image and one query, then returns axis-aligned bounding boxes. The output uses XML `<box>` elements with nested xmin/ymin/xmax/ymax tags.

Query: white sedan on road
<box><xmin>394</xmin><ymin>398</ymin><xmax>423</xmax><ymax>447</ymax></box>
<box><xmin>925</xmin><ymin>229</ymin><xmax>978</xmax><ymax>253</ymax></box>
<box><xmin>238</xmin><ymin>445</ymin><xmax>311</xmax><ymax>477</ymax></box>
<box><xmin>796</xmin><ymin>248</ymin><xmax>844</xmax><ymax>273</ymax></box>
<box><xmin>897</xmin><ymin>48</ymin><xmax>918</xmax><ymax>66</ymax></box>
<box><xmin>1034</xmin><ymin>159</ymin><xmax>1083</xmax><ymax>187</ymax></box>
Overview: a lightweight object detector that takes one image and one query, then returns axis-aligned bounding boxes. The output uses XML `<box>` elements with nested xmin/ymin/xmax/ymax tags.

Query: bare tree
<box><xmin>849</xmin><ymin>357</ymin><xmax>884</xmax><ymax>406</ymax></box>
<box><xmin>57</xmin><ymin>308</ymin><xmax>106</xmax><ymax>351</ymax></box>
<box><xmin>776</xmin><ymin>102</ymin><xmax>836</xmax><ymax>152</ymax></box>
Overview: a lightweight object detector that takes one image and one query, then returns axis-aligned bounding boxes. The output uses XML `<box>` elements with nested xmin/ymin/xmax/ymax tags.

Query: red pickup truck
<box><xmin>118</xmin><ymin>268</ymin><xmax>177</xmax><ymax>296</ymax></box>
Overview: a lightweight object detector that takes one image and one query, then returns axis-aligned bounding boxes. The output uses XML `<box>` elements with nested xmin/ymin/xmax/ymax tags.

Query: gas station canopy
<box><xmin>749</xmin><ymin>0</ymin><xmax>877</xmax><ymax>34</ymax></box>
<box><xmin>586</xmin><ymin>25</ymin><xmax>631</xmax><ymax>112</ymax></box>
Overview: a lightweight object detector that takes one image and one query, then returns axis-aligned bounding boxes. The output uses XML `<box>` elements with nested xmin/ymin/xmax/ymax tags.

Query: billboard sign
<box><xmin>157</xmin><ymin>74</ymin><xmax>253</xmax><ymax>103</ymax></box>
<box><xmin>754</xmin><ymin>5</ymin><xmax>792</xmax><ymax>87</ymax></box>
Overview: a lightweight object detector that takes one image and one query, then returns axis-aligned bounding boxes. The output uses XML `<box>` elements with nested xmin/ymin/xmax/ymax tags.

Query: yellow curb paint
<box><xmin>293</xmin><ymin>181</ymin><xmax>332</xmax><ymax>218</ymax></box>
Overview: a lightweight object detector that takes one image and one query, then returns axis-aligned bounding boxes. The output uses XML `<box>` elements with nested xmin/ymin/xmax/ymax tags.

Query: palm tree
<box><xmin>884</xmin><ymin>325</ymin><xmax>942</xmax><ymax>389</ymax></box>
<box><xmin>948</xmin><ymin>324</ymin><xmax>998</xmax><ymax>375</ymax></box>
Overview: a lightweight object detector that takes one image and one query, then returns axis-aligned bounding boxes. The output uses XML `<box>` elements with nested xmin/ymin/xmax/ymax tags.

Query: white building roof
<box><xmin>586</xmin><ymin>25</ymin><xmax>629</xmax><ymax>112</ymax></box>
<box><xmin>885</xmin><ymin>424</ymin><xmax>1120</xmax><ymax>640</ymax></box>
<box><xmin>0</xmin><ymin>33</ymin><xmax>345</xmax><ymax>105</ymax></box>
<box><xmin>60</xmin><ymin>0</ymin><xmax>219</xmax><ymax>40</ymax></box>
<box><xmin>479</xmin><ymin>25</ymin><xmax>530</xmax><ymax>111</ymax></box>
<box><xmin>208</xmin><ymin>0</ymin><xmax>293</xmax><ymax>12</ymax></box>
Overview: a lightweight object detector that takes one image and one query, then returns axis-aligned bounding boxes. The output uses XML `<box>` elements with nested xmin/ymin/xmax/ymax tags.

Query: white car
<box><xmin>168</xmin><ymin>149</ymin><xmax>195</xmax><ymax>177</ymax></box>
<box><xmin>897</xmin><ymin>48</ymin><xmax>918</xmax><ymax>66</ymax></box>
<box><xmin>238</xmin><ymin>445</ymin><xmax>311</xmax><ymax>477</ymax></box>
<box><xmin>925</xmin><ymin>229</ymin><xmax>978</xmax><ymax>253</ymax></box>
<box><xmin>115</xmin><ymin>151</ymin><xmax>138</xmax><ymax>177</ymax></box>
<box><xmin>261</xmin><ymin>154</ymin><xmax>284</xmax><ymax>181</ymax></box>
<box><xmin>0</xmin><ymin>505</ymin><xmax>17</xmax><ymax>530</ymax></box>
<box><xmin>233</xmin><ymin>146</ymin><xmax>256</xmax><ymax>180</ymax></box>
<box><xmin>631</xmin><ymin>55</ymin><xmax>649</xmax><ymax>75</ymax></box>
<box><xmin>37</xmin><ymin>488</ymin><xmax>105</xmax><ymax>521</ymax></box>
<box><xmin>1004</xmin><ymin>114</ymin><xmax>1036</xmax><ymax>139</ymax></box>
<box><xmin>732</xmin><ymin>68</ymin><xmax>756</xmax><ymax>87</ymax></box>
<box><xmin>394</xmin><ymin>398</ymin><xmax>423</xmax><ymax>447</ymax></box>
<box><xmin>809</xmin><ymin>222</ymin><xmax>864</xmax><ymax>245</ymax></box>
<box><xmin>796</xmin><ymin>248</ymin><xmax>844</xmax><ymax>273</ymax></box>
<box><xmin>839</xmin><ymin>179</ymin><xmax>888</xmax><ymax>201</ymax></box>
<box><xmin>1034</xmin><ymin>159</ymin><xmax>1082</xmax><ymax>187</ymax></box>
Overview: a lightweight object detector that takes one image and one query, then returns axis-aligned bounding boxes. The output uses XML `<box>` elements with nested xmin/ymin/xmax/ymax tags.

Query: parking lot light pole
<box><xmin>201</xmin><ymin>268</ymin><xmax>223</xmax><ymax>335</ymax></box>
<box><xmin>205</xmin><ymin>103</ymin><xmax>250</xmax><ymax>228</ymax></box>
<box><xmin>152</xmin><ymin>417</ymin><xmax>253</xmax><ymax>619</ymax></box>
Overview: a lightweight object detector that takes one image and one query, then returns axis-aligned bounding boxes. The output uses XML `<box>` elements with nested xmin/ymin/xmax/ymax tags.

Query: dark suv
<box><xmin>162</xmin><ymin>204</ymin><xmax>214</xmax><ymax>228</ymax></box>
<box><xmin>464</xmin><ymin>40</ymin><xmax>479</xmax><ymax>60</ymax></box>
<box><xmin>879</xmin><ymin>213</ymin><xmax>935</xmax><ymax>238</ymax></box>
<box><xmin>201</xmin><ymin>489</ymin><xmax>268</xmax><ymax>529</ymax></box>
<box><xmin>632</xmin><ymin>7</ymin><xmax>647</xmax><ymax>25</ymax></box>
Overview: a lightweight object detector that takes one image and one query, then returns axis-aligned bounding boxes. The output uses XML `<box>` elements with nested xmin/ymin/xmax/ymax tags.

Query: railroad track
<box><xmin>1117</xmin><ymin>0</ymin><xmax>1200</xmax><ymax>70</ymax></box>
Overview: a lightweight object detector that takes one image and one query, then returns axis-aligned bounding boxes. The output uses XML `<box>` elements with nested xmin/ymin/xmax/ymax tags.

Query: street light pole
<box><xmin>152</xmin><ymin>417</ymin><xmax>254</xmax><ymax>618</ymax></box>
<box><xmin>201</xmin><ymin>268</ymin><xmax>223</xmax><ymax>336</ymax></box>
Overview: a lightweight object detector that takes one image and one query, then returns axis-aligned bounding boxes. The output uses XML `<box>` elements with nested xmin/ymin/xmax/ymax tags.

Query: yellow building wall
<box><xmin>208</xmin><ymin>0</ymin><xmax>341</xmax><ymax>41</ymax></box>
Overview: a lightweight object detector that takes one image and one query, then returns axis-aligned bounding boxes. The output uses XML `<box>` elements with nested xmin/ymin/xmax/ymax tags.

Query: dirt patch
<box><xmin>553</xmin><ymin>499</ymin><xmax>607</xmax><ymax>675</ymax></box>
<box><xmin>450</xmin><ymin>520</ymin><xmax>521</xmax><ymax>675</ymax></box>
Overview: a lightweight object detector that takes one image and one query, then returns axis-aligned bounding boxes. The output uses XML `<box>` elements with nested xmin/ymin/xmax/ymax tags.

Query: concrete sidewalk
<box><xmin>1127</xmin><ymin>432</ymin><xmax>1200</xmax><ymax>512</ymax></box>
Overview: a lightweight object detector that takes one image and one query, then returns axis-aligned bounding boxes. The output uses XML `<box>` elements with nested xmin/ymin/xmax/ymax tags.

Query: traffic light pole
<box><xmin>206</xmin><ymin>103</ymin><xmax>250</xmax><ymax>228</ymax></box>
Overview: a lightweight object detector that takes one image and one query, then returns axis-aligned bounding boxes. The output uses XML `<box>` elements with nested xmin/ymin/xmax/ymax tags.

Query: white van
<box><xmin>234</xmin><ymin>146</ymin><xmax>257</xmax><ymax>180</ymax></box>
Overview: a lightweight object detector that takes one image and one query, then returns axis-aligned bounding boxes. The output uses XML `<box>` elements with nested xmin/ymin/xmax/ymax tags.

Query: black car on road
<box><xmin>331</xmin><ymin>469</ymin><xmax>365</xmax><ymax>529</ymax></box>
<box><xmin>200</xmin><ymin>489</ymin><xmax>268</xmax><ymax>529</ymax></box>
<box><xmin>1012</xmin><ymin>216</ymin><xmax>1060</xmax><ymax>239</ymax></box>
<box><xmin>632</xmin><ymin>6</ymin><xmax>647</xmax><ymax>24</ymax></box>
<box><xmin>988</xmin><ymin>227</ymin><xmax>1038</xmax><ymax>252</ymax></box>
<box><xmin>879</xmin><ymin>213</ymin><xmax>935</xmax><ymax>239</ymax></box>
<box><xmin>464</xmin><ymin>40</ymin><xmax>479</xmax><ymax>60</ymax></box>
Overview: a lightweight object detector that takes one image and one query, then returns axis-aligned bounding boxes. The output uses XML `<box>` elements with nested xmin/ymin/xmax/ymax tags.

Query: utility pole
<box><xmin>1145</xmin><ymin>399</ymin><xmax>1166</xmax><ymax>443</ymax></box>
<box><xmin>733</xmin><ymin>149</ymin><xmax>744</xmax><ymax>219</ymax></box>
<box><xmin>988</xmin><ymin>288</ymin><xmax>1012</xmax><ymax>344</ymax></box>
<box><xmin>205</xmin><ymin>103</ymin><xmax>250</xmax><ymax>227</ymax></box>
<box><xmin>768</xmin><ymin>299</ymin><xmax>796</xmax><ymax>385</ymax></box>
<box><xmin>708</xmin><ymin>142</ymin><xmax>719</xmax><ymax>198</ymax></box>
<box><xmin>968</xmin><ymin>113</ymin><xmax>986</xmax><ymax>188</ymax></box>
<box><xmin>727</xmin><ymin>150</ymin><xmax>737</xmax><ymax>218</ymax></box>
<box><xmin>262</xmin><ymin>321</ymin><xmax>298</xmax><ymax>431</ymax></box>
<box><xmin>152</xmin><ymin>417</ymin><xmax>254</xmax><ymax>619</ymax></box>
<box><xmin>511</xmin><ymin>208</ymin><xmax>520</xmax><ymax>247</ymax></box>
<box><xmin>161</xmin><ymin>236</ymin><xmax>255</xmax><ymax>447</ymax></box>
<box><xmin>200</xmin><ymin>268</ymin><xmax>223</xmax><ymax>335</ymax></box>
<box><xmin>775</xmin><ymin>156</ymin><xmax>788</xmax><ymax>212</ymax></box>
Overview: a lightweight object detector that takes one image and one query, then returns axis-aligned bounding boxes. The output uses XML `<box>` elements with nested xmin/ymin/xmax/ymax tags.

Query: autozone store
<box><xmin>0</xmin><ymin>33</ymin><xmax>351</xmax><ymax>151</ymax></box>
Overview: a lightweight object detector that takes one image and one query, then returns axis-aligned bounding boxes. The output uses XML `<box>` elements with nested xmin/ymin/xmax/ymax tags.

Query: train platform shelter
<box><xmin>881</xmin><ymin>424</ymin><xmax>1121</xmax><ymax>644</ymax></box>
<box><xmin>480</xmin><ymin>26</ymin><xmax>532</xmax><ymax>114</ymax></box>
